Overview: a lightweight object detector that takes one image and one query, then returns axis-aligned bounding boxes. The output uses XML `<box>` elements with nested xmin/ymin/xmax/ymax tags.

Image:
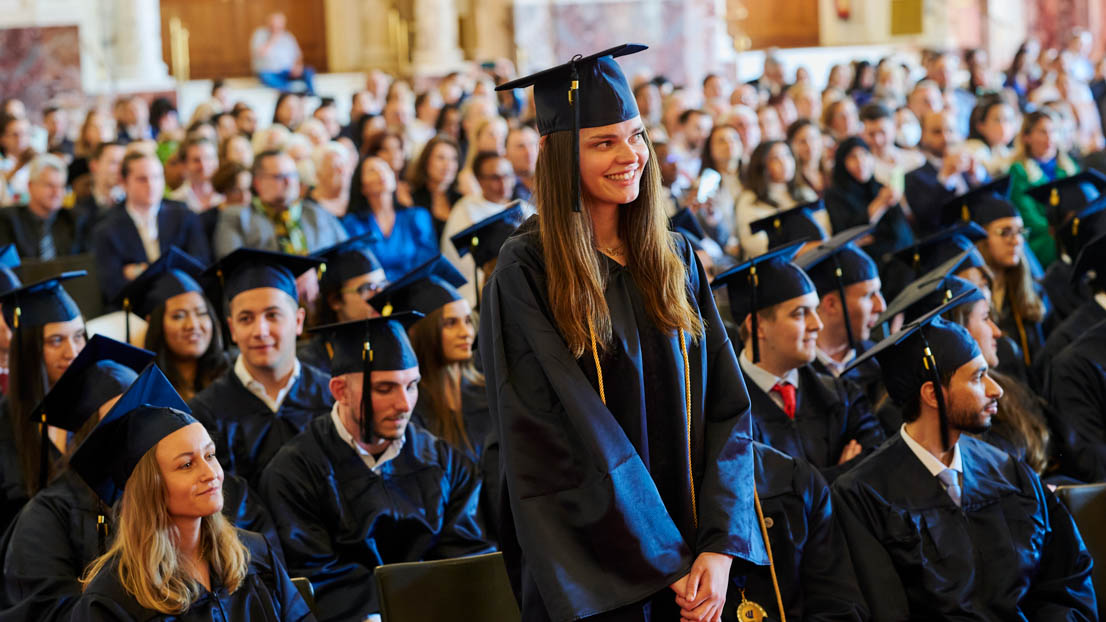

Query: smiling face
<box><xmin>754</xmin><ymin>292</ymin><xmax>824</xmax><ymax>370</ymax></box>
<box><xmin>228</xmin><ymin>288</ymin><xmax>305</xmax><ymax>374</ymax></box>
<box><xmin>578</xmin><ymin>117</ymin><xmax>650</xmax><ymax>210</ymax></box>
<box><xmin>439</xmin><ymin>298</ymin><xmax>475</xmax><ymax>363</ymax></box>
<box><xmin>156</xmin><ymin>422</ymin><xmax>223</xmax><ymax>520</ymax></box>
<box><xmin>162</xmin><ymin>291</ymin><xmax>213</xmax><ymax>361</ymax></box>
<box><xmin>845</xmin><ymin>277</ymin><xmax>886</xmax><ymax>341</ymax></box>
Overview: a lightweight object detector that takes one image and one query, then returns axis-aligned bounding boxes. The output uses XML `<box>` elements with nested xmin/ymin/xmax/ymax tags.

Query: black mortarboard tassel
<box><xmin>368</xmin><ymin>255</ymin><xmax>466</xmax><ymax>318</ymax></box>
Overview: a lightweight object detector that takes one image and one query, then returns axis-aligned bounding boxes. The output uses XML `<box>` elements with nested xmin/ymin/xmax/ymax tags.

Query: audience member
<box><xmin>0</xmin><ymin>155</ymin><xmax>91</xmax><ymax>260</ymax></box>
<box><xmin>250</xmin><ymin>12</ymin><xmax>316</xmax><ymax>95</ymax></box>
<box><xmin>825</xmin><ymin>137</ymin><xmax>913</xmax><ymax>260</ymax></box>
<box><xmin>168</xmin><ymin>138</ymin><xmax>223</xmax><ymax>213</ymax></box>
<box><xmin>735</xmin><ymin>140</ymin><xmax>824</xmax><ymax>258</ymax></box>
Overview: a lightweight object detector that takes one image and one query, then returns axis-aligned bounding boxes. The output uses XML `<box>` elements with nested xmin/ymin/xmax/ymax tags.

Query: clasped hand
<box><xmin>669</xmin><ymin>551</ymin><xmax>733</xmax><ymax>622</ymax></box>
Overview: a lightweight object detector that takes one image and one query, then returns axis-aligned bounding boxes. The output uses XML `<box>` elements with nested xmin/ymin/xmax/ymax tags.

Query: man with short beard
<box><xmin>833</xmin><ymin>303</ymin><xmax>1096</xmax><ymax>620</ymax></box>
<box><xmin>260</xmin><ymin>315</ymin><xmax>492</xmax><ymax>622</ymax></box>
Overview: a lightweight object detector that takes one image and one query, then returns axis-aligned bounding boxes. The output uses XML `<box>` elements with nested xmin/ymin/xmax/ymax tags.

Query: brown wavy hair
<box><xmin>81</xmin><ymin>447</ymin><xmax>249</xmax><ymax>613</ymax></box>
<box><xmin>974</xmin><ymin>239</ymin><xmax>1045</xmax><ymax>323</ymax></box>
<box><xmin>535</xmin><ymin>130</ymin><xmax>701</xmax><ymax>357</ymax></box>
<box><xmin>407</xmin><ymin>306</ymin><xmax>484</xmax><ymax>452</ymax></box>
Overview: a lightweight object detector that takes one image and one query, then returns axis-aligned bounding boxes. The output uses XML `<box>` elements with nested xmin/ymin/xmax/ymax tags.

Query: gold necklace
<box><xmin>599</xmin><ymin>243</ymin><xmax>625</xmax><ymax>256</ymax></box>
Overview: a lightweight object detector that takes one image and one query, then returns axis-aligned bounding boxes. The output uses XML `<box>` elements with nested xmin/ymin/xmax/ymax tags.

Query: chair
<box><xmin>1055</xmin><ymin>482</ymin><xmax>1106</xmax><ymax>619</ymax></box>
<box><xmin>290</xmin><ymin>577</ymin><xmax>317</xmax><ymax>617</ymax></box>
<box><xmin>375</xmin><ymin>552</ymin><xmax>520</xmax><ymax>622</ymax></box>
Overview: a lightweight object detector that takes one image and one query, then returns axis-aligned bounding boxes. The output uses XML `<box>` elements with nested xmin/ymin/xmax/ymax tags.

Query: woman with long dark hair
<box><xmin>489</xmin><ymin>45</ymin><xmax>769</xmax><ymax>622</ymax></box>
<box><xmin>691</xmin><ymin>124</ymin><xmax>743</xmax><ymax>250</ymax></box>
<box><xmin>734</xmin><ymin>139</ymin><xmax>824</xmax><ymax>258</ymax></box>
<box><xmin>405</xmin><ymin>134</ymin><xmax>463</xmax><ymax>239</ymax></box>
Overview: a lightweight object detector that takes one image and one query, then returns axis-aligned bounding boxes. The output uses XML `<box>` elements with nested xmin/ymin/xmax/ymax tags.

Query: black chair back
<box><xmin>1056</xmin><ymin>482</ymin><xmax>1106</xmax><ymax>620</ymax></box>
<box><xmin>375</xmin><ymin>552</ymin><xmax>520</xmax><ymax>622</ymax></box>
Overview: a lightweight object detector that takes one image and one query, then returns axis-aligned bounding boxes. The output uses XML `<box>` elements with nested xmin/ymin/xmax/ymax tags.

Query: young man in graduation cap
<box><xmin>297</xmin><ymin>233</ymin><xmax>387</xmax><ymax>373</ymax></box>
<box><xmin>1046</xmin><ymin>233</ymin><xmax>1106</xmax><ymax>482</ymax></box>
<box><xmin>711</xmin><ymin>240</ymin><xmax>884</xmax><ymax>482</ymax></box>
<box><xmin>188</xmin><ymin>248</ymin><xmax>333</xmax><ymax>489</ymax></box>
<box><xmin>1023</xmin><ymin>170</ymin><xmax>1106</xmax><ymax>322</ymax></box>
<box><xmin>796</xmin><ymin>226</ymin><xmax>888</xmax><ymax>409</ymax></box>
<box><xmin>832</xmin><ymin>298</ymin><xmax>1097</xmax><ymax>620</ymax></box>
<box><xmin>259</xmin><ymin>314</ymin><xmax>493</xmax><ymax>622</ymax></box>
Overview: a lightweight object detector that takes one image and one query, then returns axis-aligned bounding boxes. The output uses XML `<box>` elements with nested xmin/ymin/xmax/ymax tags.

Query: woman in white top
<box><xmin>964</xmin><ymin>95</ymin><xmax>1019</xmax><ymax>177</ymax></box>
<box><xmin>733</xmin><ymin>140</ymin><xmax>826</xmax><ymax>259</ymax></box>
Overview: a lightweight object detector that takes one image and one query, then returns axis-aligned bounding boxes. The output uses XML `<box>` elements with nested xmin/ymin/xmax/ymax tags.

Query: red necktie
<box><xmin>771</xmin><ymin>382</ymin><xmax>797</xmax><ymax>419</ymax></box>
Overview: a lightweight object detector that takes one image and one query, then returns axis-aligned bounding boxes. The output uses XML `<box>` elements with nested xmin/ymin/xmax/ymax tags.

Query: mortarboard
<box><xmin>204</xmin><ymin>248</ymin><xmax>322</xmax><ymax>305</ymax></box>
<box><xmin>1073</xmin><ymin>232</ymin><xmax>1106</xmax><ymax>291</ymax></box>
<box><xmin>312</xmin><ymin>232</ymin><xmax>384</xmax><ymax>293</ymax></box>
<box><xmin>1024</xmin><ymin>169</ymin><xmax>1106</xmax><ymax>226</ymax></box>
<box><xmin>450</xmin><ymin>203</ymin><xmax>525</xmax><ymax>307</ymax></box>
<box><xmin>874</xmin><ymin>250</ymin><xmax>983</xmax><ymax>332</ymax></box>
<box><xmin>1054</xmin><ymin>197</ymin><xmax>1106</xmax><ymax>258</ymax></box>
<box><xmin>749</xmin><ymin>200</ymin><xmax>829</xmax><ymax>249</ymax></box>
<box><xmin>0</xmin><ymin>243</ymin><xmax>21</xmax><ymax>294</ymax></box>
<box><xmin>887</xmin><ymin>222</ymin><xmax>987</xmax><ymax>275</ymax></box>
<box><xmin>710</xmin><ymin>240</ymin><xmax>815</xmax><ymax>364</ymax></box>
<box><xmin>115</xmin><ymin>247</ymin><xmax>207</xmax><ymax>343</ymax></box>
<box><xmin>844</xmin><ymin>292</ymin><xmax>982</xmax><ymax>450</ymax></box>
<box><xmin>368</xmin><ymin>255</ymin><xmax>467</xmax><ymax>318</ymax></box>
<box><xmin>68</xmin><ymin>364</ymin><xmax>197</xmax><ymax>506</ymax></box>
<box><xmin>794</xmin><ymin>225</ymin><xmax>878</xmax><ymax>350</ymax></box>
<box><xmin>496</xmin><ymin>44</ymin><xmax>647</xmax><ymax>212</ymax></box>
<box><xmin>939</xmin><ymin>177</ymin><xmax>1012</xmax><ymax>227</ymax></box>
<box><xmin>0</xmin><ymin>271</ymin><xmax>84</xmax><ymax>329</ymax></box>
<box><xmin>309</xmin><ymin>312</ymin><xmax>423</xmax><ymax>442</ymax></box>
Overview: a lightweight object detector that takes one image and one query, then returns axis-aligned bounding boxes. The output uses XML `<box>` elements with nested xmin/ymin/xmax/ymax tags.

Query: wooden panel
<box><xmin>160</xmin><ymin>0</ymin><xmax>328</xmax><ymax>80</ymax></box>
<box><xmin>741</xmin><ymin>0</ymin><xmax>820</xmax><ymax>49</ymax></box>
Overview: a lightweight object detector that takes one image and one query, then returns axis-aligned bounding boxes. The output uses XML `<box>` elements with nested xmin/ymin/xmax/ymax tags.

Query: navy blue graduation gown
<box><xmin>1040</xmin><ymin>258</ymin><xmax>1091</xmax><ymax>324</ymax></box>
<box><xmin>258</xmin><ymin>416</ymin><xmax>492</xmax><ymax>622</ymax></box>
<box><xmin>479</xmin><ymin>224</ymin><xmax>768</xmax><ymax>622</ymax></box>
<box><xmin>1033</xmin><ymin>299</ymin><xmax>1106</xmax><ymax>388</ymax></box>
<box><xmin>833</xmin><ymin>433</ymin><xmax>1096</xmax><ymax>621</ymax></box>
<box><xmin>811</xmin><ymin>340</ymin><xmax>888</xmax><ymax>430</ymax></box>
<box><xmin>0</xmin><ymin>401</ymin><xmax>26</xmax><ymax>537</ymax></box>
<box><xmin>294</xmin><ymin>337</ymin><xmax>331</xmax><ymax>376</ymax></box>
<box><xmin>1045</xmin><ymin>319</ymin><xmax>1106</xmax><ymax>482</ymax></box>
<box><xmin>71</xmin><ymin>529</ymin><xmax>314</xmax><ymax>622</ymax></box>
<box><xmin>189</xmin><ymin>362</ymin><xmax>334</xmax><ymax>490</ymax></box>
<box><xmin>744</xmin><ymin>364</ymin><xmax>885</xmax><ymax>483</ymax></box>
<box><xmin>410</xmin><ymin>374</ymin><xmax>493</xmax><ymax>465</ymax></box>
<box><xmin>726</xmin><ymin>442</ymin><xmax>869</xmax><ymax>621</ymax></box>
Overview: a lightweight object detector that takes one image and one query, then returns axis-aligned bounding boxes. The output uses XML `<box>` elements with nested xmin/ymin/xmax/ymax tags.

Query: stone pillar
<box><xmin>109</xmin><ymin>0</ymin><xmax>174</xmax><ymax>91</ymax></box>
<box><xmin>411</xmin><ymin>0</ymin><xmax>464</xmax><ymax>77</ymax></box>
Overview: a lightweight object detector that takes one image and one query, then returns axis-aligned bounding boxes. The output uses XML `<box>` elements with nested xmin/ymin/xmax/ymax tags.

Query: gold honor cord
<box><xmin>1011</xmin><ymin>303</ymin><xmax>1032</xmax><ymax>367</ymax></box>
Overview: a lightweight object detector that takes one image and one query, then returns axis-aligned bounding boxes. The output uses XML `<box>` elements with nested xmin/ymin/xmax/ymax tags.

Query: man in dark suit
<box><xmin>0</xmin><ymin>154</ymin><xmax>92</xmax><ymax>259</ymax></box>
<box><xmin>904</xmin><ymin>110</ymin><xmax>987</xmax><ymax>236</ymax></box>
<box><xmin>91</xmin><ymin>152</ymin><xmax>211</xmax><ymax>303</ymax></box>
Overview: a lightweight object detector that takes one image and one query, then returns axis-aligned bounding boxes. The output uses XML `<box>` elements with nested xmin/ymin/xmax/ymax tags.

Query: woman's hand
<box><xmin>673</xmin><ymin>552</ymin><xmax>733</xmax><ymax>622</ymax></box>
<box><xmin>868</xmin><ymin>185</ymin><xmax>899</xmax><ymax>222</ymax></box>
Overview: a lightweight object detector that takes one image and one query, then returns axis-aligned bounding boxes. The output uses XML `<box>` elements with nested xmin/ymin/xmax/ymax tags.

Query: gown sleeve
<box><xmin>426</xmin><ymin>444</ymin><xmax>495</xmax><ymax>560</ymax></box>
<box><xmin>1045</xmin><ymin>342</ymin><xmax>1106</xmax><ymax>482</ymax></box>
<box><xmin>1018</xmin><ymin>481</ymin><xmax>1098</xmax><ymax>620</ymax></box>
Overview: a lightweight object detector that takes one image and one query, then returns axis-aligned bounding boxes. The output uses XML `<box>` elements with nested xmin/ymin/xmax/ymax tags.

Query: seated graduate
<box><xmin>0</xmin><ymin>271</ymin><xmax>87</xmax><ymax>534</ymax></box>
<box><xmin>1046</xmin><ymin>234</ymin><xmax>1106</xmax><ymax>482</ymax></box>
<box><xmin>369</xmin><ymin>256</ymin><xmax>489</xmax><ymax>463</ymax></box>
<box><xmin>796</xmin><ymin>225</ymin><xmax>888</xmax><ymax>413</ymax></box>
<box><xmin>448</xmin><ymin>202</ymin><xmax>526</xmax><ymax>309</ymax></box>
<box><xmin>832</xmin><ymin>300</ymin><xmax>1097</xmax><ymax>621</ymax></box>
<box><xmin>710</xmin><ymin>239</ymin><xmax>884</xmax><ymax>482</ymax></box>
<box><xmin>188</xmin><ymin>248</ymin><xmax>333</xmax><ymax>489</ymax></box>
<box><xmin>68</xmin><ymin>365</ymin><xmax>312</xmax><ymax>621</ymax></box>
<box><xmin>115</xmin><ymin>247</ymin><xmax>230</xmax><ymax>402</ymax></box>
<box><xmin>1</xmin><ymin>336</ymin><xmax>153</xmax><ymax>621</ymax></box>
<box><xmin>747</xmin><ymin>200</ymin><xmax>830</xmax><ymax>258</ymax></box>
<box><xmin>1022</xmin><ymin>169</ymin><xmax>1106</xmax><ymax>322</ymax></box>
<box><xmin>879</xmin><ymin>220</ymin><xmax>988</xmax><ymax>304</ymax></box>
<box><xmin>729</xmin><ymin>441</ymin><xmax>870</xmax><ymax>622</ymax></box>
<box><xmin>298</xmin><ymin>233</ymin><xmax>387</xmax><ymax>373</ymax></box>
<box><xmin>259</xmin><ymin>315</ymin><xmax>492</xmax><ymax>622</ymax></box>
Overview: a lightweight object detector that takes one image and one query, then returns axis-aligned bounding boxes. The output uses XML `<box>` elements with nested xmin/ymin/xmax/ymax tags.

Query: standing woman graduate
<box><xmin>487</xmin><ymin>45</ymin><xmax>769</xmax><ymax>622</ymax></box>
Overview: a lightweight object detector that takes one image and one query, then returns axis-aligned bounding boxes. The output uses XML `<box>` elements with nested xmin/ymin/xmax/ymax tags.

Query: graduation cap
<box><xmin>710</xmin><ymin>240</ymin><xmax>815</xmax><ymax>364</ymax></box>
<box><xmin>204</xmin><ymin>248</ymin><xmax>323</xmax><ymax>305</ymax></box>
<box><xmin>887</xmin><ymin>223</ymin><xmax>987</xmax><ymax>275</ymax></box>
<box><xmin>0</xmin><ymin>243</ymin><xmax>21</xmax><ymax>295</ymax></box>
<box><xmin>115</xmin><ymin>247</ymin><xmax>207</xmax><ymax>342</ymax></box>
<box><xmin>940</xmin><ymin>177</ymin><xmax>1014</xmax><ymax>227</ymax></box>
<box><xmin>1024</xmin><ymin>169</ymin><xmax>1106</xmax><ymax>225</ymax></box>
<box><xmin>749</xmin><ymin>200</ymin><xmax>829</xmax><ymax>249</ymax></box>
<box><xmin>843</xmin><ymin>291</ymin><xmax>982</xmax><ymax>450</ymax></box>
<box><xmin>793</xmin><ymin>225</ymin><xmax>878</xmax><ymax>351</ymax></box>
<box><xmin>368</xmin><ymin>255</ymin><xmax>467</xmax><ymax>318</ymax></box>
<box><xmin>0</xmin><ymin>271</ymin><xmax>84</xmax><ymax>330</ymax></box>
<box><xmin>309</xmin><ymin>312</ymin><xmax>423</xmax><ymax>442</ymax></box>
<box><xmin>496</xmin><ymin>44</ymin><xmax>646</xmax><ymax>211</ymax></box>
<box><xmin>1073</xmin><ymin>232</ymin><xmax>1106</xmax><ymax>291</ymax></box>
<box><xmin>312</xmin><ymin>232</ymin><xmax>384</xmax><ymax>294</ymax></box>
<box><xmin>874</xmin><ymin>250</ymin><xmax>983</xmax><ymax>332</ymax></box>
<box><xmin>450</xmin><ymin>203</ymin><xmax>525</xmax><ymax>307</ymax></box>
<box><xmin>68</xmin><ymin>364</ymin><xmax>196</xmax><ymax>506</ymax></box>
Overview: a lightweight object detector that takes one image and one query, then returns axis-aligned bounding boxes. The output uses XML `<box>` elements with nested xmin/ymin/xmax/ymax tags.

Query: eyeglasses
<box><xmin>342</xmin><ymin>282</ymin><xmax>387</xmax><ymax>299</ymax></box>
<box><xmin>991</xmin><ymin>226</ymin><xmax>1027</xmax><ymax>240</ymax></box>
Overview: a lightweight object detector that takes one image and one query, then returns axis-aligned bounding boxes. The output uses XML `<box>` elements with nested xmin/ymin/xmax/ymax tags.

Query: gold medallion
<box><xmin>737</xmin><ymin>589</ymin><xmax>768</xmax><ymax>621</ymax></box>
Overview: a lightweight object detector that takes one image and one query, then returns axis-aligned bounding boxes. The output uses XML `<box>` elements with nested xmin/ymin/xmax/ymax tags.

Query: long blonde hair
<box><xmin>81</xmin><ymin>448</ymin><xmax>249</xmax><ymax>613</ymax></box>
<box><xmin>536</xmin><ymin>130</ymin><xmax>702</xmax><ymax>357</ymax></box>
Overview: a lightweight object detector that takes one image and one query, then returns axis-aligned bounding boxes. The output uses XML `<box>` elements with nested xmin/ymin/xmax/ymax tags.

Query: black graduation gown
<box><xmin>811</xmin><ymin>340</ymin><xmax>888</xmax><ymax>425</ymax></box>
<box><xmin>189</xmin><ymin>362</ymin><xmax>334</xmax><ymax>490</ymax></box>
<box><xmin>479</xmin><ymin>225</ymin><xmax>769</xmax><ymax>622</ymax></box>
<box><xmin>294</xmin><ymin>337</ymin><xmax>331</xmax><ymax>376</ymax></box>
<box><xmin>1040</xmin><ymin>259</ymin><xmax>1091</xmax><ymax>324</ymax></box>
<box><xmin>1045</xmin><ymin>319</ymin><xmax>1106</xmax><ymax>482</ymax></box>
<box><xmin>1033</xmin><ymin>299</ymin><xmax>1106</xmax><ymax>388</ymax></box>
<box><xmin>832</xmin><ymin>433</ymin><xmax>1097</xmax><ymax>621</ymax></box>
<box><xmin>743</xmin><ymin>364</ymin><xmax>885</xmax><ymax>483</ymax></box>
<box><xmin>410</xmin><ymin>374</ymin><xmax>493</xmax><ymax>465</ymax></box>
<box><xmin>0</xmin><ymin>401</ymin><xmax>25</xmax><ymax>537</ymax></box>
<box><xmin>725</xmin><ymin>443</ymin><xmax>869</xmax><ymax>622</ymax></box>
<box><xmin>70</xmin><ymin>530</ymin><xmax>315</xmax><ymax>622</ymax></box>
<box><xmin>258</xmin><ymin>416</ymin><xmax>492</xmax><ymax>622</ymax></box>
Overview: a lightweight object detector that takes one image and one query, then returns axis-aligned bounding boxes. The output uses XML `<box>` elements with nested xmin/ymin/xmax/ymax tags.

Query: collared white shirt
<box><xmin>125</xmin><ymin>201</ymin><xmax>161</xmax><ymax>262</ymax></box>
<box><xmin>815</xmin><ymin>347</ymin><xmax>856</xmax><ymax>378</ymax></box>
<box><xmin>329</xmin><ymin>401</ymin><xmax>405</xmax><ymax>473</ymax></box>
<box><xmin>234</xmin><ymin>354</ymin><xmax>301</xmax><ymax>413</ymax></box>
<box><xmin>739</xmin><ymin>350</ymin><xmax>799</xmax><ymax>412</ymax></box>
<box><xmin>901</xmin><ymin>423</ymin><xmax>963</xmax><ymax>484</ymax></box>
